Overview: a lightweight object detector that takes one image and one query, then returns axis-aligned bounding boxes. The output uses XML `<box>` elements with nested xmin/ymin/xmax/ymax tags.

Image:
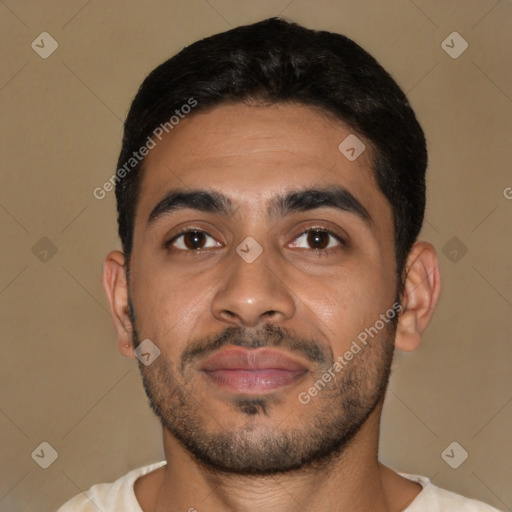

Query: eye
<box><xmin>289</xmin><ymin>228</ymin><xmax>345</xmax><ymax>251</ymax></box>
<box><xmin>166</xmin><ymin>230</ymin><xmax>221</xmax><ymax>251</ymax></box>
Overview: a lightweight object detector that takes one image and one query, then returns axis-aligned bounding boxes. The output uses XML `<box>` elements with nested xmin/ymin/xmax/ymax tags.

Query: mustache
<box><xmin>179</xmin><ymin>323</ymin><xmax>332</xmax><ymax>375</ymax></box>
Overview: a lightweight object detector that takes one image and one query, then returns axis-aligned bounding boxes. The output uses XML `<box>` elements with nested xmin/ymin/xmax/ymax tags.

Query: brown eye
<box><xmin>307</xmin><ymin>230</ymin><xmax>330</xmax><ymax>249</ymax></box>
<box><xmin>166</xmin><ymin>230</ymin><xmax>220</xmax><ymax>251</ymax></box>
<box><xmin>289</xmin><ymin>228</ymin><xmax>345</xmax><ymax>251</ymax></box>
<box><xmin>182</xmin><ymin>231</ymin><xmax>206</xmax><ymax>250</ymax></box>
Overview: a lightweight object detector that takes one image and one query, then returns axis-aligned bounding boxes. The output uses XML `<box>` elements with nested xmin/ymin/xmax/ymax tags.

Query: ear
<box><xmin>395</xmin><ymin>241</ymin><xmax>441</xmax><ymax>352</ymax></box>
<box><xmin>102</xmin><ymin>250</ymin><xmax>136</xmax><ymax>358</ymax></box>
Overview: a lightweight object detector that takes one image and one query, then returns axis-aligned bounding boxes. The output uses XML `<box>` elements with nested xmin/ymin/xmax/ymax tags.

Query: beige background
<box><xmin>1</xmin><ymin>1</ymin><xmax>511</xmax><ymax>511</ymax></box>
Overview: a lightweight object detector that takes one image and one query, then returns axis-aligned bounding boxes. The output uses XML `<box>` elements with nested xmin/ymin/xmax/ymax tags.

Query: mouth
<box><xmin>199</xmin><ymin>346</ymin><xmax>309</xmax><ymax>393</ymax></box>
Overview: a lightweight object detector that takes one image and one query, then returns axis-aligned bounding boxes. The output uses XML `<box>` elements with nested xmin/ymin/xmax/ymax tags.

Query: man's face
<box><xmin>127</xmin><ymin>102</ymin><xmax>398</xmax><ymax>474</ymax></box>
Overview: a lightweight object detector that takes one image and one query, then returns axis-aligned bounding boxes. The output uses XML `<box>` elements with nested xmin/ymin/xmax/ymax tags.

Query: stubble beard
<box><xmin>131</xmin><ymin>317</ymin><xmax>397</xmax><ymax>476</ymax></box>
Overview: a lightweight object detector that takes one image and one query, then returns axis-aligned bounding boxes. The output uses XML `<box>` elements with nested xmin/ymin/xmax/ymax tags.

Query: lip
<box><xmin>200</xmin><ymin>346</ymin><xmax>309</xmax><ymax>393</ymax></box>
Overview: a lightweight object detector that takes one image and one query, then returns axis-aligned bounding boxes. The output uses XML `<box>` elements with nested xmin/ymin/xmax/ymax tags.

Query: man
<box><xmin>58</xmin><ymin>17</ymin><xmax>500</xmax><ymax>512</ymax></box>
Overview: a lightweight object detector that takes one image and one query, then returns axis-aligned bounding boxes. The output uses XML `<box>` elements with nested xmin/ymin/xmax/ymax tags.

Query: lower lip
<box><xmin>202</xmin><ymin>369</ymin><xmax>307</xmax><ymax>393</ymax></box>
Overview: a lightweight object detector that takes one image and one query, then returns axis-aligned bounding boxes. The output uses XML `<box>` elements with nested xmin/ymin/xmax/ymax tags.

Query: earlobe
<box><xmin>102</xmin><ymin>250</ymin><xmax>136</xmax><ymax>359</ymax></box>
<box><xmin>395</xmin><ymin>242</ymin><xmax>442</xmax><ymax>352</ymax></box>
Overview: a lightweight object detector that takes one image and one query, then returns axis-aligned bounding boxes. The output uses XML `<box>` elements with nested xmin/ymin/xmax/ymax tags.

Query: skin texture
<box><xmin>102</xmin><ymin>102</ymin><xmax>441</xmax><ymax>512</ymax></box>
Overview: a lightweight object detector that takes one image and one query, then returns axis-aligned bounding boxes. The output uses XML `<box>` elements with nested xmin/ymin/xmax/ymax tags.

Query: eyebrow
<box><xmin>147</xmin><ymin>185</ymin><xmax>373</xmax><ymax>229</ymax></box>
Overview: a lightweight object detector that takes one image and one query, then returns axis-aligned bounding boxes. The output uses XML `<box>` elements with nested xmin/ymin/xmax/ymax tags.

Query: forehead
<box><xmin>134</xmin><ymin>102</ymin><xmax>392</xmax><ymax>235</ymax></box>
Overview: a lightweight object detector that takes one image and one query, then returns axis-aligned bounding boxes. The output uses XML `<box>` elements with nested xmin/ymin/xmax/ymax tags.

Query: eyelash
<box><xmin>164</xmin><ymin>227</ymin><xmax>346</xmax><ymax>255</ymax></box>
<box><xmin>289</xmin><ymin>228</ymin><xmax>346</xmax><ymax>255</ymax></box>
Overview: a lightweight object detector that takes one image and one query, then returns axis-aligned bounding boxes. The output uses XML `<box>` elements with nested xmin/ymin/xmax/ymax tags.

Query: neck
<box><xmin>137</xmin><ymin>404</ymin><xmax>421</xmax><ymax>512</ymax></box>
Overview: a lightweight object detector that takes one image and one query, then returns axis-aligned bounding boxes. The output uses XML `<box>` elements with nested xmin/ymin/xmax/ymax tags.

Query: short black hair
<box><xmin>115</xmin><ymin>17</ymin><xmax>427</xmax><ymax>294</ymax></box>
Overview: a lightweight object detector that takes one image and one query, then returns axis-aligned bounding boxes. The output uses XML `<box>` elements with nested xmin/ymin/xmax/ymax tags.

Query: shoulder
<box><xmin>56</xmin><ymin>461</ymin><xmax>167</xmax><ymax>512</ymax></box>
<box><xmin>400</xmin><ymin>473</ymin><xmax>503</xmax><ymax>512</ymax></box>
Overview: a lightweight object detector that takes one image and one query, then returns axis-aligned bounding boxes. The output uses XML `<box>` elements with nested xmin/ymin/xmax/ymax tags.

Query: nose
<box><xmin>211</xmin><ymin>246</ymin><xmax>296</xmax><ymax>328</ymax></box>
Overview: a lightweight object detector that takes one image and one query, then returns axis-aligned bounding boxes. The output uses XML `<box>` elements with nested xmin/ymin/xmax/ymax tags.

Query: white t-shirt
<box><xmin>57</xmin><ymin>461</ymin><xmax>501</xmax><ymax>511</ymax></box>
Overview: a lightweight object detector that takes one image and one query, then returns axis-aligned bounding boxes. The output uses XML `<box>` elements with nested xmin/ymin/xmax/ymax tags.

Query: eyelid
<box><xmin>164</xmin><ymin>228</ymin><xmax>222</xmax><ymax>251</ymax></box>
<box><xmin>164</xmin><ymin>224</ymin><xmax>348</xmax><ymax>252</ymax></box>
<box><xmin>288</xmin><ymin>227</ymin><xmax>347</xmax><ymax>250</ymax></box>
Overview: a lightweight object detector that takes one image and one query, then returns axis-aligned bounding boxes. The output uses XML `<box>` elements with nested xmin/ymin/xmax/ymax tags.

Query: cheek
<box><xmin>298</xmin><ymin>261</ymin><xmax>393</xmax><ymax>351</ymax></box>
<box><xmin>135</xmin><ymin>262</ymin><xmax>227</xmax><ymax>351</ymax></box>
<box><xmin>130</xmin><ymin>269</ymin><xmax>199</xmax><ymax>349</ymax></box>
